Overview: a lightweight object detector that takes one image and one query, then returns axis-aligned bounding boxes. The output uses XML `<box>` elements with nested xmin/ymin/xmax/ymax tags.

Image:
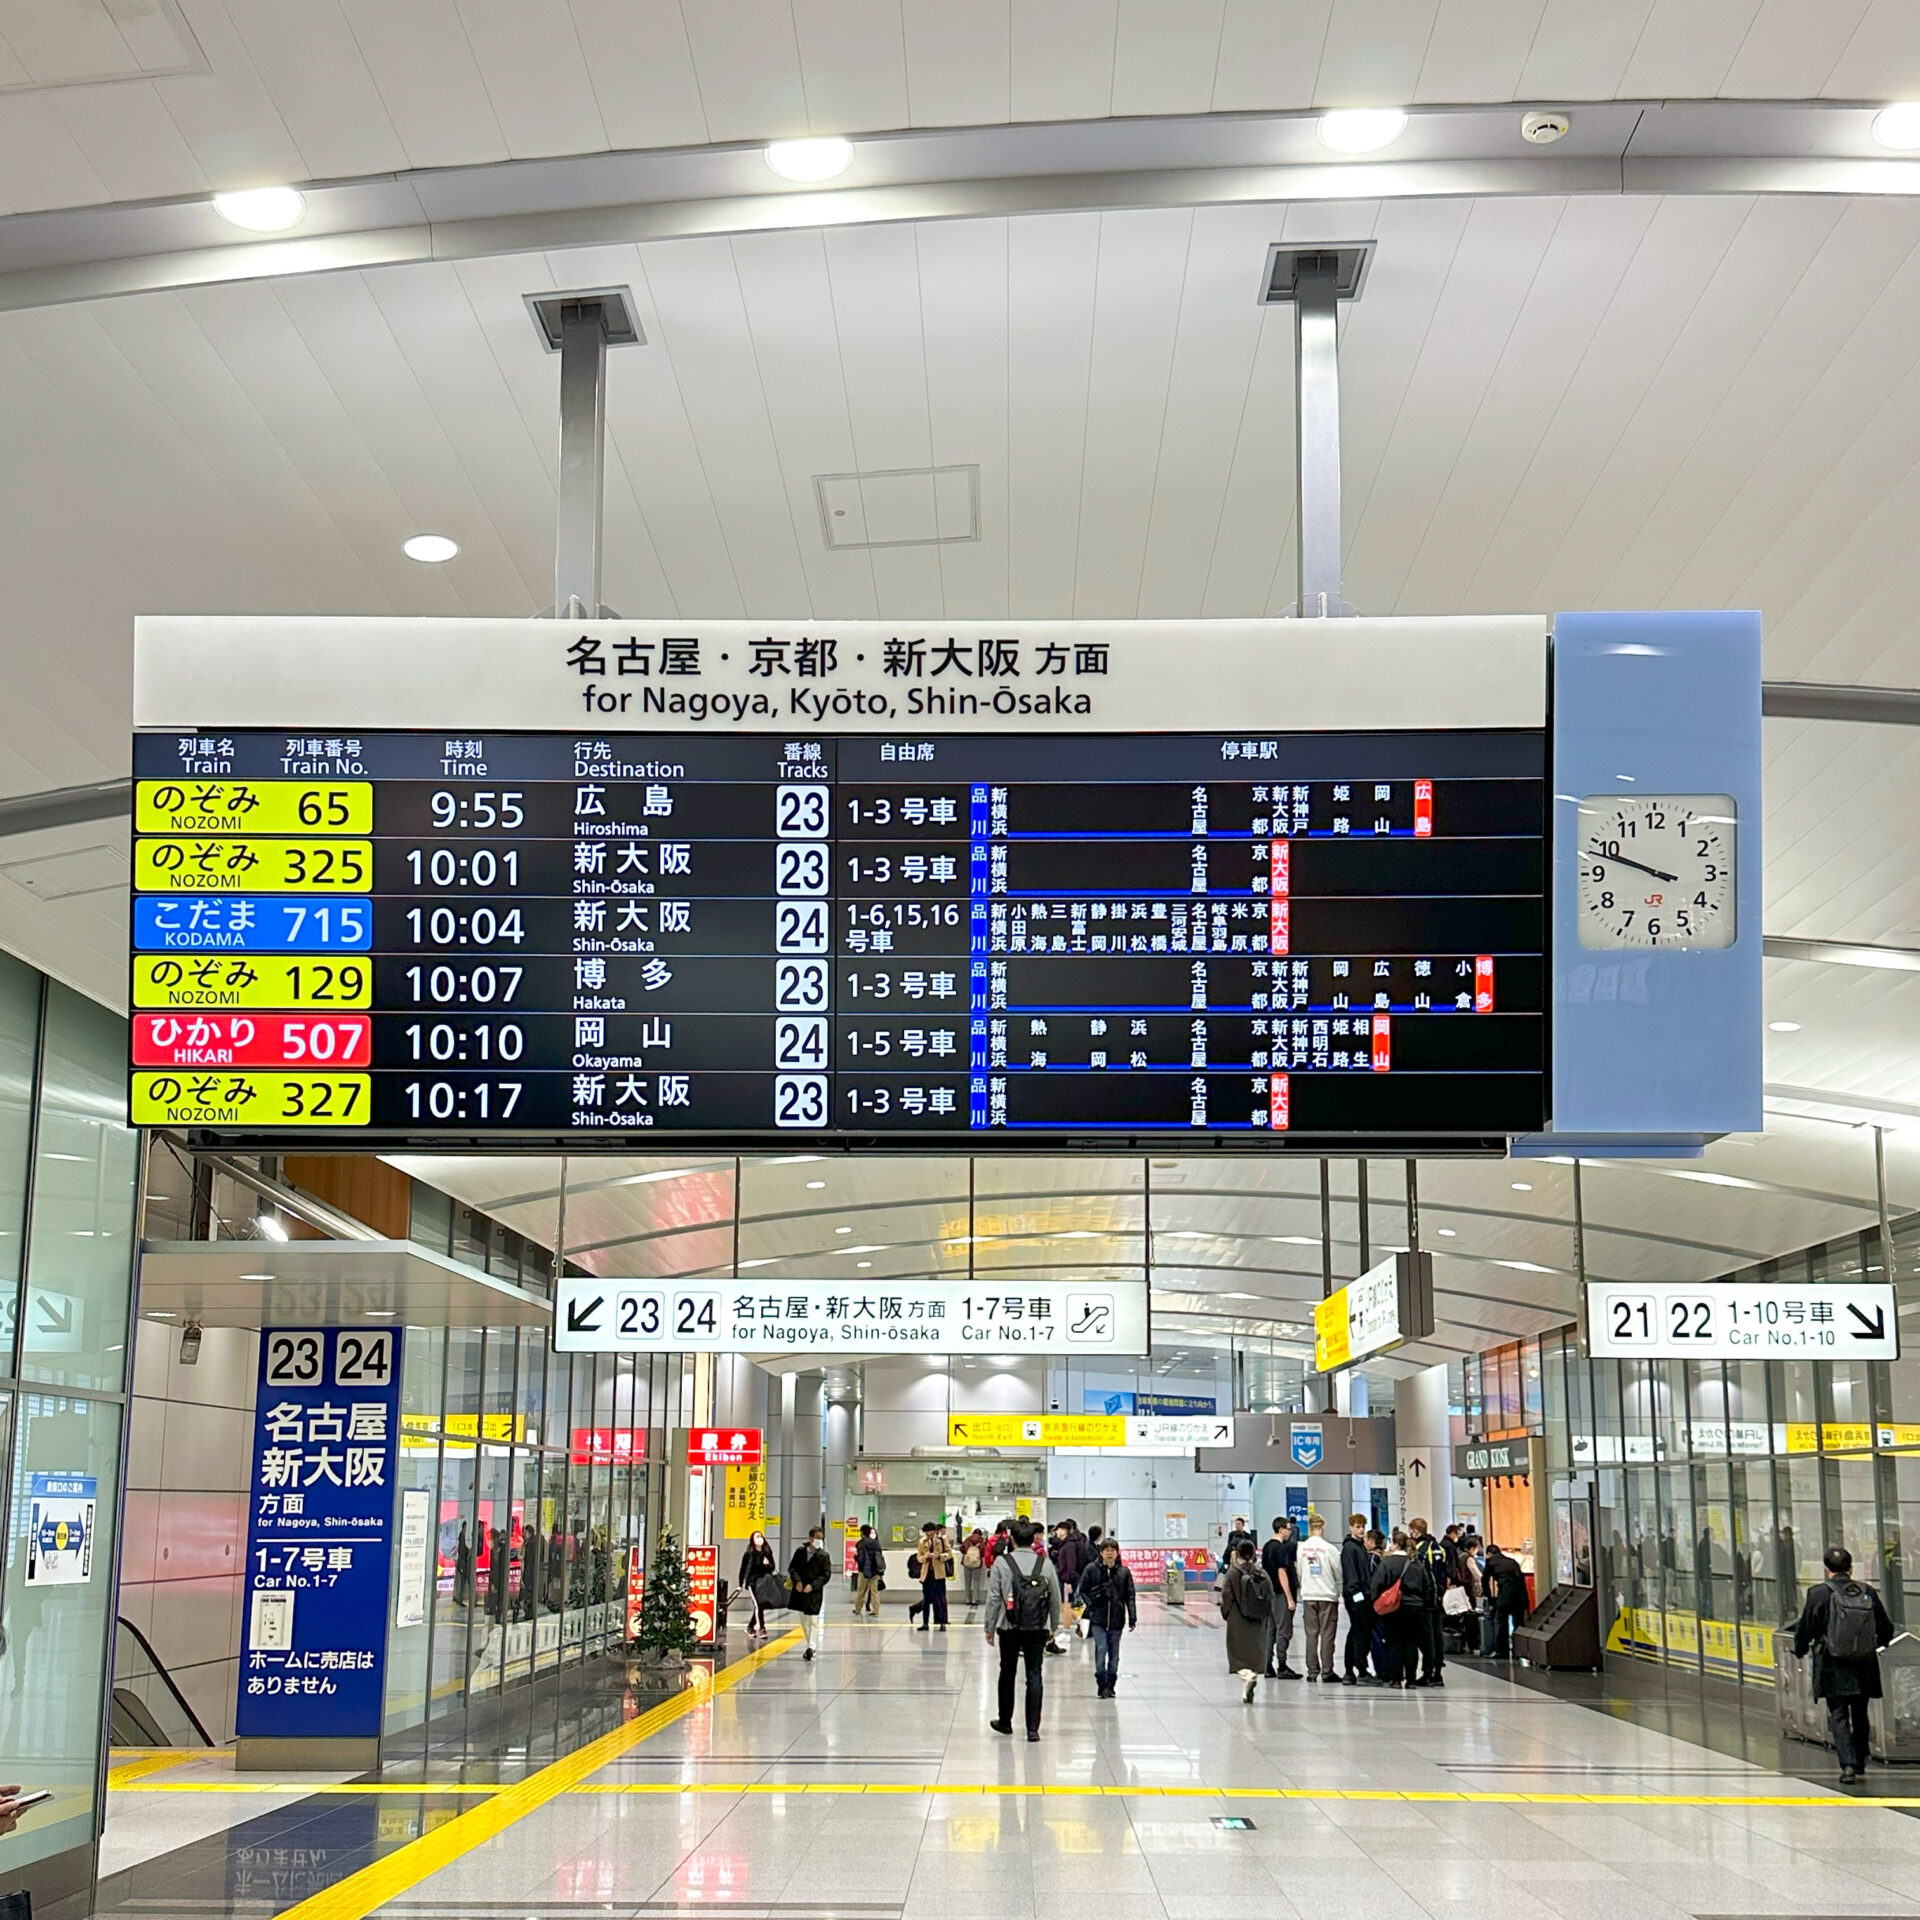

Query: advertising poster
<box><xmin>395</xmin><ymin>1488</ymin><xmax>430</xmax><ymax>1629</ymax></box>
<box><xmin>686</xmin><ymin>1545</ymin><xmax>718</xmax><ymax>1643</ymax></box>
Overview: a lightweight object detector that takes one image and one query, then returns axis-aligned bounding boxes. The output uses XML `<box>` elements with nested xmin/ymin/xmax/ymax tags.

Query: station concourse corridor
<box><xmin>90</xmin><ymin>1598</ymin><xmax>1920</xmax><ymax>1920</ymax></box>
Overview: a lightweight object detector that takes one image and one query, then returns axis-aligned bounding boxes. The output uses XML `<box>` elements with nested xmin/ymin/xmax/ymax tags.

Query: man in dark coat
<box><xmin>1792</xmin><ymin>1545</ymin><xmax>1894</xmax><ymax>1784</ymax></box>
<box><xmin>1483</xmin><ymin>1542</ymin><xmax>1530</xmax><ymax>1660</ymax></box>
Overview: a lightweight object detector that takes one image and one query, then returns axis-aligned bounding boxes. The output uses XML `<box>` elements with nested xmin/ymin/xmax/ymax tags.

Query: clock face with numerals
<box><xmin>1576</xmin><ymin>793</ymin><xmax>1736</xmax><ymax>950</ymax></box>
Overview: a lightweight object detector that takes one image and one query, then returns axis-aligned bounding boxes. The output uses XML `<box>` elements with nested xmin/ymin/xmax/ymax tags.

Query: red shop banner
<box><xmin>687</xmin><ymin>1427</ymin><xmax>763</xmax><ymax>1467</ymax></box>
<box><xmin>568</xmin><ymin>1426</ymin><xmax>648</xmax><ymax>1467</ymax></box>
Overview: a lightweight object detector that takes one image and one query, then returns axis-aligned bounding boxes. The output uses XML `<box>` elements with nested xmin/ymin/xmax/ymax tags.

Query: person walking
<box><xmin>1792</xmin><ymin>1545</ymin><xmax>1895</xmax><ymax>1784</ymax></box>
<box><xmin>1405</xmin><ymin>1518</ymin><xmax>1447</xmax><ymax>1686</ymax></box>
<box><xmin>984</xmin><ymin>1517</ymin><xmax>1062</xmax><ymax>1741</ymax></box>
<box><xmin>1296</xmin><ymin>1514</ymin><xmax>1343</xmax><ymax>1682</ymax></box>
<box><xmin>961</xmin><ymin>1529</ymin><xmax>988</xmax><ymax>1606</ymax></box>
<box><xmin>1052</xmin><ymin>1519</ymin><xmax>1089</xmax><ymax>1605</ymax></box>
<box><xmin>788</xmin><ymin>1526</ymin><xmax>833</xmax><ymax>1662</ymax></box>
<box><xmin>1483</xmin><ymin>1541</ymin><xmax>1529</xmax><ymax>1660</ymax></box>
<box><xmin>1371</xmin><ymin>1528</ymin><xmax>1416</xmax><ymax>1688</ymax></box>
<box><xmin>1219</xmin><ymin>1538</ymin><xmax>1275</xmax><ymax>1704</ymax></box>
<box><xmin>851</xmin><ymin>1524</ymin><xmax>885</xmax><ymax>1617</ymax></box>
<box><xmin>1261</xmin><ymin>1516</ymin><xmax>1300</xmax><ymax>1679</ymax></box>
<box><xmin>916</xmin><ymin>1521</ymin><xmax>953</xmax><ymax>1631</ymax></box>
<box><xmin>1077</xmin><ymin>1536</ymin><xmax>1137</xmax><ymax>1698</ymax></box>
<box><xmin>737</xmin><ymin>1529</ymin><xmax>777</xmax><ymax>1638</ymax></box>
<box><xmin>1339</xmin><ymin>1513</ymin><xmax>1376</xmax><ymax>1685</ymax></box>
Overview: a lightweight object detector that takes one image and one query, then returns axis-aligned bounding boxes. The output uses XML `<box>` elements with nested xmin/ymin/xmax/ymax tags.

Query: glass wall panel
<box><xmin>0</xmin><ymin>955</ymin><xmax>37</xmax><ymax>1310</ymax></box>
<box><xmin>0</xmin><ymin>1390</ymin><xmax>123</xmax><ymax>1879</ymax></box>
<box><xmin>18</xmin><ymin>986</ymin><xmax>138</xmax><ymax>1394</ymax></box>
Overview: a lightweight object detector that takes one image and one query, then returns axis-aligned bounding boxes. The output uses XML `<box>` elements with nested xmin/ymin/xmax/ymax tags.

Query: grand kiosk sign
<box><xmin>128</xmin><ymin>611</ymin><xmax>1760</xmax><ymax>1153</ymax></box>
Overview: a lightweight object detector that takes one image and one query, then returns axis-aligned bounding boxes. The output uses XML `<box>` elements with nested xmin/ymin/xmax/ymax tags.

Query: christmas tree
<box><xmin>633</xmin><ymin>1525</ymin><xmax>698</xmax><ymax>1663</ymax></box>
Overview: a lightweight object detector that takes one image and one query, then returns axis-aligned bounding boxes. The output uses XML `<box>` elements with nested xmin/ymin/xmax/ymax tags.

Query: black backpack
<box><xmin>1235</xmin><ymin>1565</ymin><xmax>1274</xmax><ymax>1622</ymax></box>
<box><xmin>1826</xmin><ymin>1581</ymin><xmax>1879</xmax><ymax>1661</ymax></box>
<box><xmin>1004</xmin><ymin>1557</ymin><xmax>1053</xmax><ymax>1632</ymax></box>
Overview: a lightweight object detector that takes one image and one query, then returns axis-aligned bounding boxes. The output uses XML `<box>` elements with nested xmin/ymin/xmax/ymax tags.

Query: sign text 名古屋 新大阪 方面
<box><xmin>552</xmin><ymin>1273</ymin><xmax>1150</xmax><ymax>1356</ymax></box>
<box><xmin>128</xmin><ymin>615</ymin><xmax>1549</xmax><ymax>1152</ymax></box>
<box><xmin>1586</xmin><ymin>1280</ymin><xmax>1898</xmax><ymax>1362</ymax></box>
<box><xmin>1314</xmin><ymin>1251</ymin><xmax>1435</xmax><ymax>1372</ymax></box>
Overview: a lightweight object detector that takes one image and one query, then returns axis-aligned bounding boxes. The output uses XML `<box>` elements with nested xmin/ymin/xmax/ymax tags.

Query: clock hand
<box><xmin>1587</xmin><ymin>843</ymin><xmax>1679</xmax><ymax>885</ymax></box>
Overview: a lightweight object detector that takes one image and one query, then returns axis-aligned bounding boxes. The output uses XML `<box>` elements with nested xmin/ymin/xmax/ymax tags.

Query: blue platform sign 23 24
<box><xmin>238</xmin><ymin>1328</ymin><xmax>400</xmax><ymax>1742</ymax></box>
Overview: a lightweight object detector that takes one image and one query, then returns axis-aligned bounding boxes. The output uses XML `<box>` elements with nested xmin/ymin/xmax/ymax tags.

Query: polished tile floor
<box><xmin>96</xmin><ymin>1597</ymin><xmax>1920</xmax><ymax>1920</ymax></box>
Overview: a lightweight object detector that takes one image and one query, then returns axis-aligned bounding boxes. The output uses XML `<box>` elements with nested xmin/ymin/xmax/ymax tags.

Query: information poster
<box><xmin>395</xmin><ymin>1487</ymin><xmax>430</xmax><ymax>1629</ymax></box>
<box><xmin>25</xmin><ymin>1472</ymin><xmax>96</xmax><ymax>1585</ymax></box>
<box><xmin>723</xmin><ymin>1463</ymin><xmax>767</xmax><ymax>1540</ymax></box>
<box><xmin>237</xmin><ymin>1327</ymin><xmax>402</xmax><ymax>1741</ymax></box>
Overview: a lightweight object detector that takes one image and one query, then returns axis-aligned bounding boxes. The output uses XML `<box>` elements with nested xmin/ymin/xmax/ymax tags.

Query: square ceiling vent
<box><xmin>814</xmin><ymin>465</ymin><xmax>980</xmax><ymax>550</ymax></box>
<box><xmin>0</xmin><ymin>843</ymin><xmax>127</xmax><ymax>900</ymax></box>
<box><xmin>0</xmin><ymin>0</ymin><xmax>208</xmax><ymax>91</ymax></box>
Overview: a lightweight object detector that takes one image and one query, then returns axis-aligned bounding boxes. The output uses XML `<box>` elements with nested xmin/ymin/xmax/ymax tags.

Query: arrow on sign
<box><xmin>1210</xmin><ymin>1422</ymin><xmax>1230</xmax><ymax>1443</ymax></box>
<box><xmin>33</xmin><ymin>1294</ymin><xmax>72</xmax><ymax>1335</ymax></box>
<box><xmin>1849</xmin><ymin>1303</ymin><xmax>1888</xmax><ymax>1340</ymax></box>
<box><xmin>951</xmin><ymin>1421</ymin><xmax>971</xmax><ymax>1441</ymax></box>
<box><xmin>566</xmin><ymin>1295</ymin><xmax>604</xmax><ymax>1334</ymax></box>
<box><xmin>1407</xmin><ymin>1457</ymin><xmax>1427</xmax><ymax>1477</ymax></box>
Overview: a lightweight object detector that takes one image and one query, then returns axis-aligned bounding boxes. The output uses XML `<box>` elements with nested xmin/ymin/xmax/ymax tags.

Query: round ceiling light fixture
<box><xmin>1510</xmin><ymin>1181</ymin><xmax>1532</xmax><ymax>1192</ymax></box>
<box><xmin>1768</xmin><ymin>1020</ymin><xmax>1802</xmax><ymax>1032</ymax></box>
<box><xmin>764</xmin><ymin>137</ymin><xmax>854</xmax><ymax>181</ymax></box>
<box><xmin>1317</xmin><ymin>108</ymin><xmax>1408</xmax><ymax>154</ymax></box>
<box><xmin>212</xmin><ymin>186</ymin><xmax>307</xmax><ymax>232</ymax></box>
<box><xmin>1872</xmin><ymin>103</ymin><xmax>1920</xmax><ymax>151</ymax></box>
<box><xmin>402</xmin><ymin>533</ymin><xmax>459</xmax><ymax>564</ymax></box>
<box><xmin>806</xmin><ymin>1178</ymin><xmax>826</xmax><ymax>1189</ymax></box>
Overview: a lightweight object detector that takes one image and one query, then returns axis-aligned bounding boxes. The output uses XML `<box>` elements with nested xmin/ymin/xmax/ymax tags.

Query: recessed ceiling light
<box><xmin>856</xmin><ymin>1260</ymin><xmax>872</xmax><ymax>1269</ymax></box>
<box><xmin>1437</xmin><ymin>1229</ymin><xmax>1455</xmax><ymax>1238</ymax></box>
<box><xmin>806</xmin><ymin>1179</ymin><xmax>826</xmax><ymax>1189</ymax></box>
<box><xmin>835</xmin><ymin>1225</ymin><xmax>852</xmax><ymax>1234</ymax></box>
<box><xmin>1768</xmin><ymin>1020</ymin><xmax>1801</xmax><ymax>1033</ymax></box>
<box><xmin>1318</xmin><ymin>108</ymin><xmax>1408</xmax><ymax>154</ymax></box>
<box><xmin>403</xmin><ymin>533</ymin><xmax>458</xmax><ymax>564</ymax></box>
<box><xmin>1223</xmin><ymin>1292</ymin><xmax>1258</xmax><ymax>1300</ymax></box>
<box><xmin>1873</xmin><ymin>103</ymin><xmax>1920</xmax><ymax>151</ymax></box>
<box><xmin>765</xmin><ymin>137</ymin><xmax>853</xmax><ymax>181</ymax></box>
<box><xmin>1510</xmin><ymin>1182</ymin><xmax>1532</xmax><ymax>1192</ymax></box>
<box><xmin>238</xmin><ymin>1272</ymin><xmax>274</xmax><ymax>1281</ymax></box>
<box><xmin>212</xmin><ymin>186</ymin><xmax>306</xmax><ymax>232</ymax></box>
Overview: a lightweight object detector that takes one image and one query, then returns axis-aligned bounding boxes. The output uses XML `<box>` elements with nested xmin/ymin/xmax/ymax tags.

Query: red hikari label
<box><xmin>132</xmin><ymin>1011</ymin><xmax>370</xmax><ymax>1068</ymax></box>
<box><xmin>1269</xmin><ymin>1073</ymin><xmax>1290</xmax><ymax>1130</ymax></box>
<box><xmin>1269</xmin><ymin>899</ymin><xmax>1290</xmax><ymax>955</ymax></box>
<box><xmin>1414</xmin><ymin>780</ymin><xmax>1433</xmax><ymax>838</ymax></box>
<box><xmin>1475</xmin><ymin>955</ymin><xmax>1495</xmax><ymax>1013</ymax></box>
<box><xmin>1371</xmin><ymin>1014</ymin><xmax>1392</xmax><ymax>1072</ymax></box>
<box><xmin>1270</xmin><ymin>839</ymin><xmax>1290</xmax><ymax>897</ymax></box>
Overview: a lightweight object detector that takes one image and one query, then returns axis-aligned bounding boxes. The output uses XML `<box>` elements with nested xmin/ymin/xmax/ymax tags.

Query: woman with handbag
<box><xmin>917</xmin><ymin>1524</ymin><xmax>954</xmax><ymax>1631</ymax></box>
<box><xmin>1369</xmin><ymin>1529</ymin><xmax>1416</xmax><ymax>1689</ymax></box>
<box><xmin>961</xmin><ymin>1530</ymin><xmax>988</xmax><ymax>1606</ymax></box>
<box><xmin>738</xmin><ymin>1529</ymin><xmax>777</xmax><ymax>1638</ymax></box>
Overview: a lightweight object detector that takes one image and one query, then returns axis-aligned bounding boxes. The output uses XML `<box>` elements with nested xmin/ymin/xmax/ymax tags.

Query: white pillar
<box><xmin>1396</xmin><ymin>1362</ymin><xmax>1453</xmax><ymax>1534</ymax></box>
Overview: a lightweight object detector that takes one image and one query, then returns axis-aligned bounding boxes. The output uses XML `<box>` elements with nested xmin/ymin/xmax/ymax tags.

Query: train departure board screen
<box><xmin>129</xmin><ymin>725</ymin><xmax>1545</xmax><ymax>1148</ymax></box>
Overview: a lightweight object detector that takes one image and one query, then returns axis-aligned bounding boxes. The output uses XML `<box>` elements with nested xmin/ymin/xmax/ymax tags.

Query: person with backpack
<box><xmin>1404</xmin><ymin>1518</ymin><xmax>1447</xmax><ymax>1686</ymax></box>
<box><xmin>1370</xmin><ymin>1528</ymin><xmax>1416</xmax><ymax>1687</ymax></box>
<box><xmin>1219</xmin><ymin>1538</ymin><xmax>1274</xmax><ymax>1703</ymax></box>
<box><xmin>1483</xmin><ymin>1541</ymin><xmax>1529</xmax><ymax>1659</ymax></box>
<box><xmin>851</xmin><ymin>1524</ymin><xmax>885</xmax><ymax>1618</ymax></box>
<box><xmin>1792</xmin><ymin>1545</ymin><xmax>1895</xmax><ymax>1784</ymax></box>
<box><xmin>1076</xmin><ymin>1536</ymin><xmax>1137</xmax><ymax>1698</ymax></box>
<box><xmin>961</xmin><ymin>1529</ymin><xmax>988</xmax><ymax>1606</ymax></box>
<box><xmin>984</xmin><ymin>1517</ymin><xmax>1062</xmax><ymax>1741</ymax></box>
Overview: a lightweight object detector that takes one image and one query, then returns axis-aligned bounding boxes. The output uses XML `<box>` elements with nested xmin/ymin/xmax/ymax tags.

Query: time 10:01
<box><xmin>405</xmin><ymin>848</ymin><xmax>520</xmax><ymax>887</ymax></box>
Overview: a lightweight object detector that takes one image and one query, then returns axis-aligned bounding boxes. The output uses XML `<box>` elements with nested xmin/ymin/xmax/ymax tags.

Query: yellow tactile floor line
<box><xmin>113</xmin><ymin>1778</ymin><xmax>1920</xmax><ymax>1809</ymax></box>
<box><xmin>263</xmin><ymin>1627</ymin><xmax>804</xmax><ymax>1920</ymax></box>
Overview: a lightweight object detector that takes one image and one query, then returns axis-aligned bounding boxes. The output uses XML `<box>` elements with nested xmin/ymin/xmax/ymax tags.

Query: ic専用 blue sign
<box><xmin>1289</xmin><ymin>1423</ymin><xmax>1325</xmax><ymax>1470</ymax></box>
<box><xmin>237</xmin><ymin>1328</ymin><xmax>401</xmax><ymax>1742</ymax></box>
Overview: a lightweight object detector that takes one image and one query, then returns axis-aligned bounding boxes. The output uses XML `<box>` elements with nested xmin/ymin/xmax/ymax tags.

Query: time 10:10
<box><xmin>403</xmin><ymin>1023</ymin><xmax>525</xmax><ymax>1062</ymax></box>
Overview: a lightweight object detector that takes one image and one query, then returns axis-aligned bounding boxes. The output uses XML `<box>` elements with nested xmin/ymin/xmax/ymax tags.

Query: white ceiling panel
<box><xmin>1111</xmin><ymin>0</ymin><xmax>1227</xmax><ymax>120</ymax></box>
<box><xmin>220</xmin><ymin>0</ymin><xmax>406</xmax><ymax>182</ymax></box>
<box><xmin>678</xmin><ymin>0</ymin><xmax>810</xmax><ymax>145</ymax></box>
<box><xmin>337</xmin><ymin>0</ymin><xmax>508</xmax><ymax>172</ymax></box>
<box><xmin>792</xmin><ymin>0</ymin><xmax>911</xmax><ymax>137</ymax></box>
<box><xmin>1009</xmin><ymin>0</ymin><xmax>1118</xmax><ymax>124</ymax></box>
<box><xmin>569</xmin><ymin>0</ymin><xmax>708</xmax><ymax>152</ymax></box>
<box><xmin>1317</xmin><ymin>0</ymin><xmax>1441</xmax><ymax>109</ymax></box>
<box><xmin>1208</xmin><ymin>0</ymin><xmax>1332</xmax><ymax>115</ymax></box>
<box><xmin>1414</xmin><ymin>0</ymin><xmax>1546</xmax><ymax>105</ymax></box>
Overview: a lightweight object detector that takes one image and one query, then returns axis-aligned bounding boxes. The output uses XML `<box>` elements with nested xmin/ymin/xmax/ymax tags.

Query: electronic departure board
<box><xmin>128</xmin><ymin>615</ymin><xmax>1551</xmax><ymax>1150</ymax></box>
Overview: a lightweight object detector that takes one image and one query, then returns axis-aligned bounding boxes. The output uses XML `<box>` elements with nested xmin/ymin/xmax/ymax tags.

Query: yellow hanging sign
<box><xmin>724</xmin><ymin>1462</ymin><xmax>767</xmax><ymax>1539</ymax></box>
<box><xmin>945</xmin><ymin>1413</ymin><xmax>1124</xmax><ymax>1448</ymax></box>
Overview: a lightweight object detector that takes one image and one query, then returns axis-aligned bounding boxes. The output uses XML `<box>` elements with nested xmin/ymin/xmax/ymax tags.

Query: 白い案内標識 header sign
<box><xmin>1587</xmin><ymin>1281</ymin><xmax>1897</xmax><ymax>1362</ymax></box>
<box><xmin>553</xmin><ymin>1274</ymin><xmax>1149</xmax><ymax>1356</ymax></box>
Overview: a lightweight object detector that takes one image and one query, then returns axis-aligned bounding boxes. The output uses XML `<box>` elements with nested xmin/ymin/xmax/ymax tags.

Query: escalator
<box><xmin>110</xmin><ymin>1616</ymin><xmax>215</xmax><ymax>1748</ymax></box>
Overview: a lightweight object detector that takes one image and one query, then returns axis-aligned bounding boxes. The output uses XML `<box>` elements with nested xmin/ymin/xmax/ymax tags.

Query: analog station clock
<box><xmin>1576</xmin><ymin>793</ymin><xmax>1736</xmax><ymax>950</ymax></box>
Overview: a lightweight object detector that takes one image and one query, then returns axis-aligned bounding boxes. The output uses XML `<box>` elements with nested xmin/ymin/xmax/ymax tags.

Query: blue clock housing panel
<box><xmin>1542</xmin><ymin>610</ymin><xmax>1763</xmax><ymax>1144</ymax></box>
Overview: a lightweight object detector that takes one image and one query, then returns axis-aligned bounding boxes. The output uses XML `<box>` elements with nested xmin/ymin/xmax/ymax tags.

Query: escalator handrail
<box><xmin>115</xmin><ymin>1614</ymin><xmax>215</xmax><ymax>1746</ymax></box>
